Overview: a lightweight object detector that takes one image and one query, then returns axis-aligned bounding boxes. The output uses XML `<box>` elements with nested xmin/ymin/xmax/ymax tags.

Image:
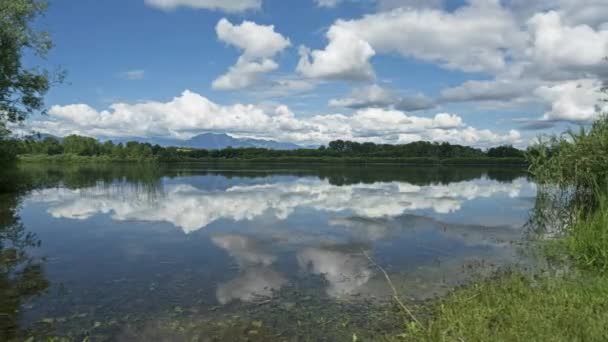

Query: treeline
<box><xmin>13</xmin><ymin>134</ymin><xmax>526</xmax><ymax>164</ymax></box>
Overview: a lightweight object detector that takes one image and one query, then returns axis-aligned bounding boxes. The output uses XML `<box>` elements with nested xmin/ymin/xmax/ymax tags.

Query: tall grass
<box><xmin>527</xmin><ymin>115</ymin><xmax>608</xmax><ymax>269</ymax></box>
<box><xmin>400</xmin><ymin>272</ymin><xmax>608</xmax><ymax>342</ymax></box>
<box><xmin>527</xmin><ymin>115</ymin><xmax>608</xmax><ymax>204</ymax></box>
<box><xmin>560</xmin><ymin>195</ymin><xmax>608</xmax><ymax>272</ymax></box>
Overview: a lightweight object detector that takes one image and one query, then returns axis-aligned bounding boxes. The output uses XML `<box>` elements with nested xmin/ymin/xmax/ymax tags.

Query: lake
<box><xmin>1</xmin><ymin>163</ymin><xmax>538</xmax><ymax>341</ymax></box>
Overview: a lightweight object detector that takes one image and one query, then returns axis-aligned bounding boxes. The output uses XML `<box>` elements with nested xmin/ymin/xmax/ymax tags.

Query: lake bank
<box><xmin>17</xmin><ymin>153</ymin><xmax>528</xmax><ymax>166</ymax></box>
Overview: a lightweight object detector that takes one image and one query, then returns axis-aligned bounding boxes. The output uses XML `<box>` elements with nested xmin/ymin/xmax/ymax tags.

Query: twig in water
<box><xmin>361</xmin><ymin>250</ymin><xmax>422</xmax><ymax>328</ymax></box>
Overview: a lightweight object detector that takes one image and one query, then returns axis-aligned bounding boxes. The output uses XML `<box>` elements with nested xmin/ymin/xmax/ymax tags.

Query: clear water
<box><xmin>1</xmin><ymin>163</ymin><xmax>538</xmax><ymax>340</ymax></box>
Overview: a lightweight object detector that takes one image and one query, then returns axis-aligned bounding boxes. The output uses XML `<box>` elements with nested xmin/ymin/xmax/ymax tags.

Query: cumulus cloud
<box><xmin>30</xmin><ymin>90</ymin><xmax>522</xmax><ymax>146</ymax></box>
<box><xmin>213</xmin><ymin>58</ymin><xmax>279</xmax><ymax>90</ymax></box>
<box><xmin>506</xmin><ymin>0</ymin><xmax>608</xmax><ymax>28</ymax></box>
<box><xmin>144</xmin><ymin>0</ymin><xmax>261</xmax><ymax>12</ymax></box>
<box><xmin>302</xmin><ymin>0</ymin><xmax>608</xmax><ymax>127</ymax></box>
<box><xmin>327</xmin><ymin>0</ymin><xmax>524</xmax><ymax>74</ymax></box>
<box><xmin>524</xmin><ymin>11</ymin><xmax>608</xmax><ymax>78</ymax></box>
<box><xmin>329</xmin><ymin>84</ymin><xmax>436</xmax><ymax>111</ymax></box>
<box><xmin>213</xmin><ymin>19</ymin><xmax>290</xmax><ymax>90</ymax></box>
<box><xmin>297</xmin><ymin>25</ymin><xmax>376</xmax><ymax>81</ymax></box>
<box><xmin>535</xmin><ymin>79</ymin><xmax>608</xmax><ymax>123</ymax></box>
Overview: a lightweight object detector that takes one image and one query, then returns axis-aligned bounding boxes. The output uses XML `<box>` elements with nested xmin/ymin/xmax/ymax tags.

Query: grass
<box><xmin>550</xmin><ymin>194</ymin><xmax>608</xmax><ymax>272</ymax></box>
<box><xmin>400</xmin><ymin>272</ymin><xmax>608</xmax><ymax>342</ymax></box>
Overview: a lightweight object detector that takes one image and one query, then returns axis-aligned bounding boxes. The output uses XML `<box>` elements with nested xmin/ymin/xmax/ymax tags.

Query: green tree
<box><xmin>0</xmin><ymin>0</ymin><xmax>58</xmax><ymax>124</ymax></box>
<box><xmin>40</xmin><ymin>137</ymin><xmax>62</xmax><ymax>155</ymax></box>
<box><xmin>62</xmin><ymin>135</ymin><xmax>99</xmax><ymax>156</ymax></box>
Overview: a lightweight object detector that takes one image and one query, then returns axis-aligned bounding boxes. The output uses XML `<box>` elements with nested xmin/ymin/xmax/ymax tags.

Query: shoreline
<box><xmin>17</xmin><ymin>154</ymin><xmax>528</xmax><ymax>167</ymax></box>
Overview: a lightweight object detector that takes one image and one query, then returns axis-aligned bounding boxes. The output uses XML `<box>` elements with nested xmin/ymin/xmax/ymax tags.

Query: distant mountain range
<box><xmin>27</xmin><ymin>132</ymin><xmax>303</xmax><ymax>150</ymax></box>
<box><xmin>135</xmin><ymin>133</ymin><xmax>302</xmax><ymax>150</ymax></box>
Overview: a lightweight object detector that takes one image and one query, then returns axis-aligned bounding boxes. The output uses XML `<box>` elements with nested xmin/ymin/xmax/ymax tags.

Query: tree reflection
<box><xmin>0</xmin><ymin>167</ymin><xmax>49</xmax><ymax>340</ymax></box>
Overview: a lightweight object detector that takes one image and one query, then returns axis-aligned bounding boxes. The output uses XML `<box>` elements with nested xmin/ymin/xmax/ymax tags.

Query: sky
<box><xmin>20</xmin><ymin>0</ymin><xmax>608</xmax><ymax>147</ymax></box>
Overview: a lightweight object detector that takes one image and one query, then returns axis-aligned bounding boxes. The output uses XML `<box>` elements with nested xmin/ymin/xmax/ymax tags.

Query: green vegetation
<box><xmin>17</xmin><ymin>134</ymin><xmax>527</xmax><ymax>165</ymax></box>
<box><xmin>554</xmin><ymin>195</ymin><xmax>608</xmax><ymax>272</ymax></box>
<box><xmin>403</xmin><ymin>272</ymin><xmax>608</xmax><ymax>342</ymax></box>
<box><xmin>0</xmin><ymin>165</ymin><xmax>49</xmax><ymax>341</ymax></box>
<box><xmin>0</xmin><ymin>0</ymin><xmax>55</xmax><ymax>123</ymax></box>
<box><xmin>528</xmin><ymin>116</ymin><xmax>608</xmax><ymax>192</ymax></box>
<box><xmin>0</xmin><ymin>0</ymin><xmax>61</xmax><ymax>163</ymax></box>
<box><xmin>398</xmin><ymin>115</ymin><xmax>608</xmax><ymax>341</ymax></box>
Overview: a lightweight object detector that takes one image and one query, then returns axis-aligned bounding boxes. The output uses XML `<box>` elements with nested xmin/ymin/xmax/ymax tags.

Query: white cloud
<box><xmin>216</xmin><ymin>18</ymin><xmax>290</xmax><ymax>59</ymax></box>
<box><xmin>311</xmin><ymin>0</ymin><xmax>524</xmax><ymax>75</ymax></box>
<box><xmin>31</xmin><ymin>90</ymin><xmax>521</xmax><ymax>146</ymax></box>
<box><xmin>535</xmin><ymin>79</ymin><xmax>608</xmax><ymax>123</ymax></box>
<box><xmin>118</xmin><ymin>70</ymin><xmax>145</xmax><ymax>80</ymax></box>
<box><xmin>525</xmin><ymin>11</ymin><xmax>608</xmax><ymax>75</ymax></box>
<box><xmin>212</xmin><ymin>57</ymin><xmax>278</xmax><ymax>90</ymax></box>
<box><xmin>144</xmin><ymin>0</ymin><xmax>261</xmax><ymax>12</ymax></box>
<box><xmin>506</xmin><ymin>0</ymin><xmax>608</xmax><ymax>28</ymax></box>
<box><xmin>329</xmin><ymin>84</ymin><xmax>435</xmax><ymax>111</ymax></box>
<box><xmin>315</xmin><ymin>0</ymin><xmax>444</xmax><ymax>11</ymax></box>
<box><xmin>440</xmin><ymin>79</ymin><xmax>537</xmax><ymax>103</ymax></box>
<box><xmin>213</xmin><ymin>19</ymin><xmax>290</xmax><ymax>90</ymax></box>
<box><xmin>376</xmin><ymin>0</ymin><xmax>444</xmax><ymax>11</ymax></box>
<box><xmin>252</xmin><ymin>77</ymin><xmax>318</xmax><ymax>98</ymax></box>
<box><xmin>315</xmin><ymin>0</ymin><xmax>342</xmax><ymax>7</ymax></box>
<box><xmin>302</xmin><ymin>0</ymin><xmax>608</xmax><ymax>127</ymax></box>
<box><xmin>329</xmin><ymin>85</ymin><xmax>394</xmax><ymax>108</ymax></box>
<box><xmin>297</xmin><ymin>25</ymin><xmax>376</xmax><ymax>81</ymax></box>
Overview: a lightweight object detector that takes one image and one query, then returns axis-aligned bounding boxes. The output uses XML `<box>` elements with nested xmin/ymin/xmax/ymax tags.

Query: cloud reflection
<box><xmin>27</xmin><ymin>178</ymin><xmax>531</xmax><ymax>234</ymax></box>
<box><xmin>212</xmin><ymin>235</ymin><xmax>286</xmax><ymax>304</ymax></box>
<box><xmin>297</xmin><ymin>247</ymin><xmax>372</xmax><ymax>299</ymax></box>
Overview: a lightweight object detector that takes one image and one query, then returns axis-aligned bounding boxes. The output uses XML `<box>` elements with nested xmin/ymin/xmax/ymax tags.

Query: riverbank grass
<box><xmin>402</xmin><ymin>271</ymin><xmax>608</xmax><ymax>342</ymax></box>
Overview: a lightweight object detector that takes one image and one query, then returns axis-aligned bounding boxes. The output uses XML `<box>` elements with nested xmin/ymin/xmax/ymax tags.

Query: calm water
<box><xmin>1</xmin><ymin>163</ymin><xmax>538</xmax><ymax>341</ymax></box>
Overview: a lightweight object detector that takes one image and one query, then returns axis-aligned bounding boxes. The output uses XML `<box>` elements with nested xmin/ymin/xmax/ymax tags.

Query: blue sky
<box><xmin>23</xmin><ymin>0</ymin><xmax>608</xmax><ymax>147</ymax></box>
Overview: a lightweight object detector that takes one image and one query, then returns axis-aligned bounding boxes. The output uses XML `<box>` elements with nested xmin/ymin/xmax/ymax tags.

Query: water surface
<box><xmin>1</xmin><ymin>163</ymin><xmax>537</xmax><ymax>340</ymax></box>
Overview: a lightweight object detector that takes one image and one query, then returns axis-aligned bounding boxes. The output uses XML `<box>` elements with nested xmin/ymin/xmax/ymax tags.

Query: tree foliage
<box><xmin>0</xmin><ymin>0</ymin><xmax>55</xmax><ymax>123</ymax></box>
<box><xmin>18</xmin><ymin>134</ymin><xmax>527</xmax><ymax>164</ymax></box>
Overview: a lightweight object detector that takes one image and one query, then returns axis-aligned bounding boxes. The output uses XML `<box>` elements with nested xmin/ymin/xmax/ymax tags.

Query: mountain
<box><xmin>112</xmin><ymin>133</ymin><xmax>301</xmax><ymax>150</ymax></box>
<box><xmin>25</xmin><ymin>133</ymin><xmax>64</xmax><ymax>141</ymax></box>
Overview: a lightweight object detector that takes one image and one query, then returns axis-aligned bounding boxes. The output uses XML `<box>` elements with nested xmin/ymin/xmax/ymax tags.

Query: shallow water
<box><xmin>1</xmin><ymin>163</ymin><xmax>537</xmax><ymax>340</ymax></box>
